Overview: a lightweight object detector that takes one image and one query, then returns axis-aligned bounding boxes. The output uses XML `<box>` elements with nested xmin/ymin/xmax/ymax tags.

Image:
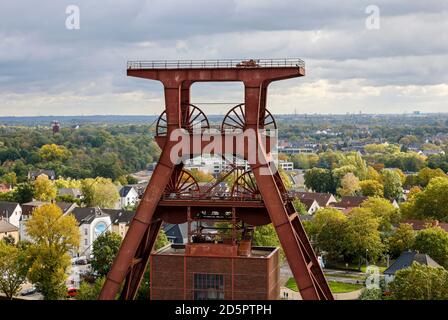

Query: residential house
<box><xmin>300</xmin><ymin>198</ymin><xmax>320</xmax><ymax>215</ymax></box>
<box><xmin>163</xmin><ymin>223</ymin><xmax>188</xmax><ymax>244</ymax></box>
<box><xmin>0</xmin><ymin>201</ymin><xmax>22</xmax><ymax>228</ymax></box>
<box><xmin>384</xmin><ymin>251</ymin><xmax>441</xmax><ymax>284</ymax></box>
<box><xmin>102</xmin><ymin>208</ymin><xmax>135</xmax><ymax>239</ymax></box>
<box><xmin>28</xmin><ymin>169</ymin><xmax>56</xmax><ymax>181</ymax></box>
<box><xmin>71</xmin><ymin>207</ymin><xmax>112</xmax><ymax>258</ymax></box>
<box><xmin>117</xmin><ymin>186</ymin><xmax>139</xmax><ymax>209</ymax></box>
<box><xmin>0</xmin><ymin>220</ymin><xmax>19</xmax><ymax>244</ymax></box>
<box><xmin>58</xmin><ymin>188</ymin><xmax>83</xmax><ymax>200</ymax></box>
<box><xmin>293</xmin><ymin>192</ymin><xmax>337</xmax><ymax>208</ymax></box>
<box><xmin>330</xmin><ymin>196</ymin><xmax>368</xmax><ymax>213</ymax></box>
<box><xmin>402</xmin><ymin>219</ymin><xmax>448</xmax><ymax>233</ymax></box>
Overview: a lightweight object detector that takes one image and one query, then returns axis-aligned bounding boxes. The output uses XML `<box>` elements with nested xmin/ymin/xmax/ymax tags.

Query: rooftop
<box><xmin>155</xmin><ymin>243</ymin><xmax>278</xmax><ymax>258</ymax></box>
<box><xmin>384</xmin><ymin>251</ymin><xmax>441</xmax><ymax>275</ymax></box>
<box><xmin>0</xmin><ymin>220</ymin><xmax>18</xmax><ymax>233</ymax></box>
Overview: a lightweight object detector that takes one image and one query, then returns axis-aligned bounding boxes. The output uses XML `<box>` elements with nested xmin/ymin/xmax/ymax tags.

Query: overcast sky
<box><xmin>0</xmin><ymin>0</ymin><xmax>447</xmax><ymax>116</ymax></box>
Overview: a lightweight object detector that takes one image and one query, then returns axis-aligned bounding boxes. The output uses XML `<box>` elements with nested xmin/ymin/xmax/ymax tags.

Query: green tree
<box><xmin>12</xmin><ymin>182</ymin><xmax>35</xmax><ymax>203</ymax></box>
<box><xmin>361</xmin><ymin>197</ymin><xmax>400</xmax><ymax>232</ymax></box>
<box><xmin>388</xmin><ymin>223</ymin><xmax>415</xmax><ymax>257</ymax></box>
<box><xmin>155</xmin><ymin>229</ymin><xmax>170</xmax><ymax>250</ymax></box>
<box><xmin>76</xmin><ymin>277</ymin><xmax>105</xmax><ymax>300</ymax></box>
<box><xmin>0</xmin><ymin>241</ymin><xmax>28</xmax><ymax>299</ymax></box>
<box><xmin>304</xmin><ymin>168</ymin><xmax>335</xmax><ymax>193</ymax></box>
<box><xmin>413</xmin><ymin>226</ymin><xmax>448</xmax><ymax>268</ymax></box>
<box><xmin>91</xmin><ymin>231</ymin><xmax>123</xmax><ymax>277</ymax></box>
<box><xmin>343</xmin><ymin>208</ymin><xmax>384</xmax><ymax>268</ymax></box>
<box><xmin>417</xmin><ymin>167</ymin><xmax>446</xmax><ymax>187</ymax></box>
<box><xmin>390</xmin><ymin>262</ymin><xmax>448</xmax><ymax>300</ymax></box>
<box><xmin>135</xmin><ymin>230</ymin><xmax>171</xmax><ymax>300</ymax></box>
<box><xmin>381</xmin><ymin>169</ymin><xmax>403</xmax><ymax>200</ymax></box>
<box><xmin>1</xmin><ymin>172</ymin><xmax>17</xmax><ymax>186</ymax></box>
<box><xmin>308</xmin><ymin>208</ymin><xmax>348</xmax><ymax>260</ymax></box>
<box><xmin>39</xmin><ymin>144</ymin><xmax>71</xmax><ymax>162</ymax></box>
<box><xmin>292</xmin><ymin>198</ymin><xmax>308</xmax><ymax>215</ymax></box>
<box><xmin>25</xmin><ymin>204</ymin><xmax>79</xmax><ymax>300</ymax></box>
<box><xmin>405</xmin><ymin>177</ymin><xmax>448</xmax><ymax>221</ymax></box>
<box><xmin>33</xmin><ymin>174</ymin><xmax>57</xmax><ymax>201</ymax></box>
<box><xmin>81</xmin><ymin>178</ymin><xmax>120</xmax><ymax>209</ymax></box>
<box><xmin>252</xmin><ymin>224</ymin><xmax>280</xmax><ymax>247</ymax></box>
<box><xmin>359</xmin><ymin>179</ymin><xmax>384</xmax><ymax>197</ymax></box>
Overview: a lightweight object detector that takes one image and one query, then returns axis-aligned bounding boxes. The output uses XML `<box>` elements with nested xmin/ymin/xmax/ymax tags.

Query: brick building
<box><xmin>150</xmin><ymin>243</ymin><xmax>280</xmax><ymax>300</ymax></box>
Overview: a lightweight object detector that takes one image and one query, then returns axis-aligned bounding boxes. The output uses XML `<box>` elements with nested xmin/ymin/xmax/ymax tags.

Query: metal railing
<box><xmin>127</xmin><ymin>58</ymin><xmax>305</xmax><ymax>70</ymax></box>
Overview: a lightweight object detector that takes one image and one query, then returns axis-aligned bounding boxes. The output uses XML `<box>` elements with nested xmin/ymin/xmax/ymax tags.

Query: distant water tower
<box><xmin>51</xmin><ymin>121</ymin><xmax>60</xmax><ymax>134</ymax></box>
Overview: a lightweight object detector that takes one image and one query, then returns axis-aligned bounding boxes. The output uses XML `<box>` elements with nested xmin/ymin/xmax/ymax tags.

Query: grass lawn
<box><xmin>286</xmin><ymin>278</ymin><xmax>364</xmax><ymax>294</ymax></box>
<box><xmin>324</xmin><ymin>273</ymin><xmax>365</xmax><ymax>280</ymax></box>
<box><xmin>326</xmin><ymin>262</ymin><xmax>387</xmax><ymax>273</ymax></box>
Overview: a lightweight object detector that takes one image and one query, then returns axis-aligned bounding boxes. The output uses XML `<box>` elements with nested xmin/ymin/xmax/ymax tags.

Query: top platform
<box><xmin>127</xmin><ymin>58</ymin><xmax>305</xmax><ymax>70</ymax></box>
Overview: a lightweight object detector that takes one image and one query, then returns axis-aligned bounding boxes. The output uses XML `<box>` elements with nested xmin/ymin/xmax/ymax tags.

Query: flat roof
<box><xmin>155</xmin><ymin>243</ymin><xmax>278</xmax><ymax>258</ymax></box>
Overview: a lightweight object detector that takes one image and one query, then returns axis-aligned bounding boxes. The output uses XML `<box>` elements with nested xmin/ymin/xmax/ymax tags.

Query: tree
<box><xmin>292</xmin><ymin>198</ymin><xmax>308</xmax><ymax>215</ymax></box>
<box><xmin>155</xmin><ymin>229</ymin><xmax>170</xmax><ymax>250</ymax></box>
<box><xmin>2</xmin><ymin>234</ymin><xmax>15</xmax><ymax>246</ymax></box>
<box><xmin>252</xmin><ymin>224</ymin><xmax>280</xmax><ymax>247</ymax></box>
<box><xmin>413</xmin><ymin>226</ymin><xmax>448</xmax><ymax>268</ymax></box>
<box><xmin>308</xmin><ymin>208</ymin><xmax>348</xmax><ymax>261</ymax></box>
<box><xmin>417</xmin><ymin>167</ymin><xmax>447</xmax><ymax>187</ymax></box>
<box><xmin>381</xmin><ymin>169</ymin><xmax>403</xmax><ymax>200</ymax></box>
<box><xmin>337</xmin><ymin>173</ymin><xmax>360</xmax><ymax>196</ymax></box>
<box><xmin>25</xmin><ymin>204</ymin><xmax>79</xmax><ymax>300</ymax></box>
<box><xmin>91</xmin><ymin>153</ymin><xmax>124</xmax><ymax>181</ymax></box>
<box><xmin>405</xmin><ymin>177</ymin><xmax>448</xmax><ymax>221</ymax></box>
<box><xmin>304</xmin><ymin>168</ymin><xmax>335</xmax><ymax>193</ymax></box>
<box><xmin>343</xmin><ymin>208</ymin><xmax>384</xmax><ymax>268</ymax></box>
<box><xmin>81</xmin><ymin>178</ymin><xmax>120</xmax><ymax>208</ymax></box>
<box><xmin>388</xmin><ymin>223</ymin><xmax>415</xmax><ymax>257</ymax></box>
<box><xmin>33</xmin><ymin>174</ymin><xmax>57</xmax><ymax>201</ymax></box>
<box><xmin>39</xmin><ymin>144</ymin><xmax>71</xmax><ymax>162</ymax></box>
<box><xmin>12</xmin><ymin>182</ymin><xmax>35</xmax><ymax>203</ymax></box>
<box><xmin>0</xmin><ymin>242</ymin><xmax>28</xmax><ymax>299</ymax></box>
<box><xmin>390</xmin><ymin>262</ymin><xmax>448</xmax><ymax>300</ymax></box>
<box><xmin>76</xmin><ymin>277</ymin><xmax>105</xmax><ymax>300</ymax></box>
<box><xmin>359</xmin><ymin>179</ymin><xmax>384</xmax><ymax>197</ymax></box>
<box><xmin>91</xmin><ymin>231</ymin><xmax>123</xmax><ymax>277</ymax></box>
<box><xmin>189</xmin><ymin>168</ymin><xmax>214</xmax><ymax>183</ymax></box>
<box><xmin>135</xmin><ymin>230</ymin><xmax>170</xmax><ymax>300</ymax></box>
<box><xmin>1</xmin><ymin>172</ymin><xmax>17</xmax><ymax>186</ymax></box>
<box><xmin>361</xmin><ymin>197</ymin><xmax>400</xmax><ymax>232</ymax></box>
<box><xmin>366</xmin><ymin>166</ymin><xmax>380</xmax><ymax>181</ymax></box>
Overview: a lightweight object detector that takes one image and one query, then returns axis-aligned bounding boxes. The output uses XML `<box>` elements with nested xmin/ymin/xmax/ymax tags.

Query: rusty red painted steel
<box><xmin>99</xmin><ymin>59</ymin><xmax>332</xmax><ymax>300</ymax></box>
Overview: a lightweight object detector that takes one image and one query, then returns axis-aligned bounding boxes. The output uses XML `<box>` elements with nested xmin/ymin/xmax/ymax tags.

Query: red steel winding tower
<box><xmin>99</xmin><ymin>58</ymin><xmax>333</xmax><ymax>300</ymax></box>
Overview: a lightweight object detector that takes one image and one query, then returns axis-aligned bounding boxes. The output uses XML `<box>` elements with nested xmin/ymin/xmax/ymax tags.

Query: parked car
<box><xmin>20</xmin><ymin>287</ymin><xmax>37</xmax><ymax>296</ymax></box>
<box><xmin>75</xmin><ymin>259</ymin><xmax>88</xmax><ymax>265</ymax></box>
<box><xmin>67</xmin><ymin>288</ymin><xmax>78</xmax><ymax>298</ymax></box>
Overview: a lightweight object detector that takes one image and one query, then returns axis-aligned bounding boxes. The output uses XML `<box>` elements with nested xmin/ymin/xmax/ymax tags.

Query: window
<box><xmin>84</xmin><ymin>239</ymin><xmax>88</xmax><ymax>245</ymax></box>
<box><xmin>84</xmin><ymin>228</ymin><xmax>88</xmax><ymax>236</ymax></box>
<box><xmin>193</xmin><ymin>274</ymin><xmax>224</xmax><ymax>300</ymax></box>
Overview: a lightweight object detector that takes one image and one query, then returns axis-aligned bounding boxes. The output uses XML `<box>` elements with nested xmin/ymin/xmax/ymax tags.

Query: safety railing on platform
<box><xmin>127</xmin><ymin>58</ymin><xmax>305</xmax><ymax>70</ymax></box>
